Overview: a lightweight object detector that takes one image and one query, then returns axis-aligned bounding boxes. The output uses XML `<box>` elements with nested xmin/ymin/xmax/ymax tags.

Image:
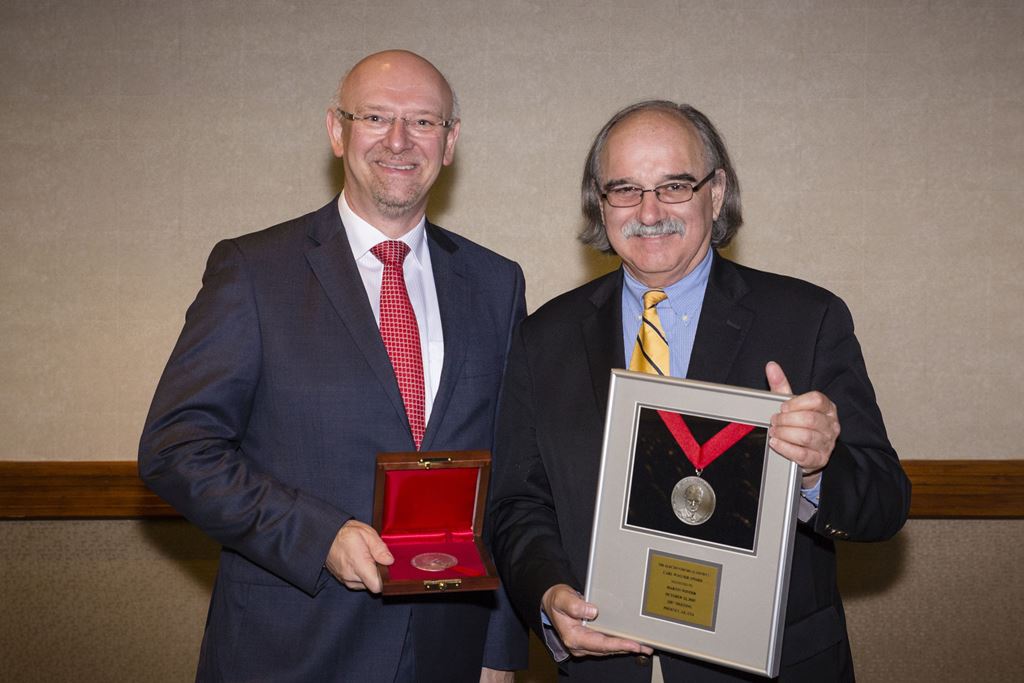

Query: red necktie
<box><xmin>371</xmin><ymin>240</ymin><xmax>425</xmax><ymax>449</ymax></box>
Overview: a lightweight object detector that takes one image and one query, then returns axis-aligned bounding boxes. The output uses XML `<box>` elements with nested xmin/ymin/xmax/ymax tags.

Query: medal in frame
<box><xmin>584</xmin><ymin>370</ymin><xmax>800</xmax><ymax>678</ymax></box>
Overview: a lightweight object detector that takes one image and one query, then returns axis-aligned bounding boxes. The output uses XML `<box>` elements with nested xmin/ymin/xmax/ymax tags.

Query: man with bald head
<box><xmin>489</xmin><ymin>101</ymin><xmax>910</xmax><ymax>681</ymax></box>
<box><xmin>140</xmin><ymin>50</ymin><xmax>526</xmax><ymax>682</ymax></box>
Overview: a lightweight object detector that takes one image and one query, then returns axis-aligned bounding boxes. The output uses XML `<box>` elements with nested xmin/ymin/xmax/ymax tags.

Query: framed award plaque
<box><xmin>583</xmin><ymin>370</ymin><xmax>800</xmax><ymax>677</ymax></box>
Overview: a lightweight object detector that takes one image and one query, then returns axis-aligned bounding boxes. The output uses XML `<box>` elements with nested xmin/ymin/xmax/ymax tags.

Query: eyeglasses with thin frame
<box><xmin>336</xmin><ymin>109</ymin><xmax>456</xmax><ymax>137</ymax></box>
<box><xmin>601</xmin><ymin>169</ymin><xmax>718</xmax><ymax>208</ymax></box>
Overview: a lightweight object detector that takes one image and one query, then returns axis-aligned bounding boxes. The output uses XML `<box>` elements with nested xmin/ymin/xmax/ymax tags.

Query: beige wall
<box><xmin>3</xmin><ymin>519</ymin><xmax>1021</xmax><ymax>682</ymax></box>
<box><xmin>1</xmin><ymin>1</ymin><xmax>1021</xmax><ymax>681</ymax></box>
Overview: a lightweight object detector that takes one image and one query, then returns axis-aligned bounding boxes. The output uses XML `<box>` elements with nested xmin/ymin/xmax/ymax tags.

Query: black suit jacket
<box><xmin>490</xmin><ymin>254</ymin><xmax>910</xmax><ymax>682</ymax></box>
<box><xmin>140</xmin><ymin>199</ymin><xmax>528</xmax><ymax>682</ymax></box>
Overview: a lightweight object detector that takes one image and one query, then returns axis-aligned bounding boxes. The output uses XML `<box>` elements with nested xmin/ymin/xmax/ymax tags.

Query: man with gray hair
<box><xmin>140</xmin><ymin>50</ymin><xmax>526</xmax><ymax>682</ymax></box>
<box><xmin>489</xmin><ymin>100</ymin><xmax>910</xmax><ymax>681</ymax></box>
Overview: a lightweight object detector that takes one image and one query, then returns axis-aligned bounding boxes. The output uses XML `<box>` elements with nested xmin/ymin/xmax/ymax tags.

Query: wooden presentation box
<box><xmin>372</xmin><ymin>450</ymin><xmax>500</xmax><ymax>595</ymax></box>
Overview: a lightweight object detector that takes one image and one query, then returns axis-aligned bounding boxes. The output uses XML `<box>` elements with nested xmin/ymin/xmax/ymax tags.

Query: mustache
<box><xmin>620</xmin><ymin>217</ymin><xmax>686</xmax><ymax>239</ymax></box>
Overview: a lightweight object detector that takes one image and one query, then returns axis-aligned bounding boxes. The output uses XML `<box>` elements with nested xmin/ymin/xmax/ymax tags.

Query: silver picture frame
<box><xmin>584</xmin><ymin>369</ymin><xmax>800</xmax><ymax>677</ymax></box>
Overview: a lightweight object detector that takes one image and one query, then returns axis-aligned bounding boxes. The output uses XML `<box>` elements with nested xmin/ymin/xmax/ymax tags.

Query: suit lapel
<box><xmin>687</xmin><ymin>254</ymin><xmax>754</xmax><ymax>384</ymax></box>
<box><xmin>582</xmin><ymin>270</ymin><xmax>625</xmax><ymax>418</ymax></box>
<box><xmin>421</xmin><ymin>223</ymin><xmax>466</xmax><ymax>451</ymax></box>
<box><xmin>303</xmin><ymin>200</ymin><xmax>409</xmax><ymax>430</ymax></box>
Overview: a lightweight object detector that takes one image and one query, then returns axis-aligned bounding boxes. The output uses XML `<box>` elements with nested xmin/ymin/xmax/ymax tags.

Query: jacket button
<box><xmin>635</xmin><ymin>655</ymin><xmax>650</xmax><ymax>666</ymax></box>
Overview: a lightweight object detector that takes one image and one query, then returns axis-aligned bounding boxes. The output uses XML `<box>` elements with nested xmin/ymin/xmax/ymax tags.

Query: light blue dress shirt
<box><xmin>620</xmin><ymin>249</ymin><xmax>713</xmax><ymax>379</ymax></box>
<box><xmin>619</xmin><ymin>250</ymin><xmax>821</xmax><ymax>510</ymax></box>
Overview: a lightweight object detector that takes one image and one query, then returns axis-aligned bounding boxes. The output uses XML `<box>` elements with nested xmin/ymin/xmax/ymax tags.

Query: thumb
<box><xmin>366</xmin><ymin>532</ymin><xmax>394</xmax><ymax>566</ymax></box>
<box><xmin>560</xmin><ymin>593</ymin><xmax>598</xmax><ymax>621</ymax></box>
<box><xmin>765</xmin><ymin>361</ymin><xmax>792</xmax><ymax>396</ymax></box>
<box><xmin>547</xmin><ymin>585</ymin><xmax>597</xmax><ymax>621</ymax></box>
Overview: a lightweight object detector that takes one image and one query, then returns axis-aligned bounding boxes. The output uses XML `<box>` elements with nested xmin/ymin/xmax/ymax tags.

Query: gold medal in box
<box><xmin>372</xmin><ymin>450</ymin><xmax>499</xmax><ymax>595</ymax></box>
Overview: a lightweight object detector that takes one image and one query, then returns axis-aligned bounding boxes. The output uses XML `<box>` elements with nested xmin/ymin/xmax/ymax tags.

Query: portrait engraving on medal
<box><xmin>671</xmin><ymin>475</ymin><xmax>716</xmax><ymax>525</ymax></box>
<box><xmin>625</xmin><ymin>406</ymin><xmax>767</xmax><ymax>551</ymax></box>
<box><xmin>411</xmin><ymin>552</ymin><xmax>459</xmax><ymax>572</ymax></box>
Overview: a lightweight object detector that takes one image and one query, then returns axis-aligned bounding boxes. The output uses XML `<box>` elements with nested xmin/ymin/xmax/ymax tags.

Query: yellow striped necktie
<box><xmin>630</xmin><ymin>289</ymin><xmax>669</xmax><ymax>375</ymax></box>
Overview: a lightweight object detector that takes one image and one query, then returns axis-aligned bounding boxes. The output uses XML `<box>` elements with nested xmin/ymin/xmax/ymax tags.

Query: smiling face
<box><xmin>326</xmin><ymin>51</ymin><xmax>460</xmax><ymax>237</ymax></box>
<box><xmin>599</xmin><ymin>110</ymin><xmax>725</xmax><ymax>289</ymax></box>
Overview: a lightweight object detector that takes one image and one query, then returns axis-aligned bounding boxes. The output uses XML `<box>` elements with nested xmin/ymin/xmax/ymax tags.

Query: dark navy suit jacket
<box><xmin>140</xmin><ymin>198</ymin><xmax>528</xmax><ymax>682</ymax></box>
<box><xmin>490</xmin><ymin>254</ymin><xmax>910</xmax><ymax>682</ymax></box>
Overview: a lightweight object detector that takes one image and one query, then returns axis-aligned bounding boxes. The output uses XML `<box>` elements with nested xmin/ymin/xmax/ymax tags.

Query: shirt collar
<box><xmin>622</xmin><ymin>248</ymin><xmax>714</xmax><ymax>313</ymax></box>
<box><xmin>337</xmin><ymin>191</ymin><xmax>428</xmax><ymax>265</ymax></box>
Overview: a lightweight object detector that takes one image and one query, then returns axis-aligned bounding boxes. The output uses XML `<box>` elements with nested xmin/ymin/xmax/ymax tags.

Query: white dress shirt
<box><xmin>337</xmin><ymin>192</ymin><xmax>444</xmax><ymax>422</ymax></box>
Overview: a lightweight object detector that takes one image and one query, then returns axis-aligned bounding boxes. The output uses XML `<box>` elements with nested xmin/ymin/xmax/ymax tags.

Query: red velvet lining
<box><xmin>382</xmin><ymin>467</ymin><xmax>478</xmax><ymax>536</ymax></box>
<box><xmin>386</xmin><ymin>541</ymin><xmax>487</xmax><ymax>580</ymax></box>
<box><xmin>381</xmin><ymin>467</ymin><xmax>486</xmax><ymax>580</ymax></box>
<box><xmin>384</xmin><ymin>530</ymin><xmax>475</xmax><ymax>543</ymax></box>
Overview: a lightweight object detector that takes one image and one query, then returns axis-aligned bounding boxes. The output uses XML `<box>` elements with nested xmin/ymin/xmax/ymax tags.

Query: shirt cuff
<box><xmin>798</xmin><ymin>474</ymin><xmax>822</xmax><ymax>523</ymax></box>
<box><xmin>540</xmin><ymin>609</ymin><xmax>570</xmax><ymax>662</ymax></box>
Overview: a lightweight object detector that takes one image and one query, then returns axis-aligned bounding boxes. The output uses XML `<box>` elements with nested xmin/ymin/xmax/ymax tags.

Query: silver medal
<box><xmin>410</xmin><ymin>552</ymin><xmax>458</xmax><ymax>572</ymax></box>
<box><xmin>671</xmin><ymin>475</ymin><xmax>716</xmax><ymax>525</ymax></box>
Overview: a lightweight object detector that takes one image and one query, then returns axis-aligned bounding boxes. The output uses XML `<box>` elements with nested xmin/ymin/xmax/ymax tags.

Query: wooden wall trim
<box><xmin>900</xmin><ymin>460</ymin><xmax>1023</xmax><ymax>519</ymax></box>
<box><xmin>0</xmin><ymin>461</ymin><xmax>177</xmax><ymax>519</ymax></box>
<box><xmin>0</xmin><ymin>460</ymin><xmax>1022</xmax><ymax>520</ymax></box>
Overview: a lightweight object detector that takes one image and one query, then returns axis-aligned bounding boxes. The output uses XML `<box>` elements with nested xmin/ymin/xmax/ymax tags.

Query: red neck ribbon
<box><xmin>656</xmin><ymin>410</ymin><xmax>755</xmax><ymax>471</ymax></box>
